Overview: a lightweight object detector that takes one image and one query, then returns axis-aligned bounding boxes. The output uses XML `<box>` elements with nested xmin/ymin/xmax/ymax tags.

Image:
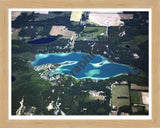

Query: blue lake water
<box><xmin>31</xmin><ymin>52</ymin><xmax>138</xmax><ymax>79</ymax></box>
<box><xmin>28</xmin><ymin>38</ymin><xmax>56</xmax><ymax>44</ymax></box>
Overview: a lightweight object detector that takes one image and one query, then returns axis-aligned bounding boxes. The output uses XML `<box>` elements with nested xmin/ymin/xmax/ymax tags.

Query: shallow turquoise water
<box><xmin>31</xmin><ymin>52</ymin><xmax>137</xmax><ymax>79</ymax></box>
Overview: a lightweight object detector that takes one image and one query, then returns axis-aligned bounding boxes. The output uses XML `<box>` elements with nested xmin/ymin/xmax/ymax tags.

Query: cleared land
<box><xmin>77</xmin><ymin>26</ymin><xmax>106</xmax><ymax>41</ymax></box>
<box><xmin>12</xmin><ymin>11</ymin><xmax>32</xmax><ymax>21</ymax></box>
<box><xmin>88</xmin><ymin>12</ymin><xmax>133</xmax><ymax>26</ymax></box>
<box><xmin>49</xmin><ymin>26</ymin><xmax>76</xmax><ymax>39</ymax></box>
<box><xmin>12</xmin><ymin>28</ymin><xmax>22</xmax><ymax>39</ymax></box>
<box><xmin>34</xmin><ymin>11</ymin><xmax>49</xmax><ymax>14</ymax></box>
<box><xmin>12</xmin><ymin>11</ymin><xmax>22</xmax><ymax>21</ymax></box>
<box><xmin>132</xmin><ymin>106</ymin><xmax>144</xmax><ymax>113</ymax></box>
<box><xmin>131</xmin><ymin>83</ymin><xmax>148</xmax><ymax>91</ymax></box>
<box><xmin>89</xmin><ymin>12</ymin><xmax>124</xmax><ymax>26</ymax></box>
<box><xmin>111</xmin><ymin>85</ymin><xmax>130</xmax><ymax>107</ymax></box>
<box><xmin>130</xmin><ymin>91</ymin><xmax>143</xmax><ymax>104</ymax></box>
<box><xmin>118</xmin><ymin>14</ymin><xmax>133</xmax><ymax>19</ymax></box>
<box><xmin>142</xmin><ymin>92</ymin><xmax>149</xmax><ymax>105</ymax></box>
<box><xmin>70</xmin><ymin>11</ymin><xmax>83</xmax><ymax>22</ymax></box>
<box><xmin>89</xmin><ymin>90</ymin><xmax>105</xmax><ymax>101</ymax></box>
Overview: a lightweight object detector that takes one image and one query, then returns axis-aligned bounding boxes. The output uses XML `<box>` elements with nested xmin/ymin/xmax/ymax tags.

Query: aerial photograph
<box><xmin>11</xmin><ymin>9</ymin><xmax>149</xmax><ymax>117</ymax></box>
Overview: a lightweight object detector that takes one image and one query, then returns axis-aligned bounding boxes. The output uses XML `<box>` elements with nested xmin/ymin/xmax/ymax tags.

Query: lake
<box><xmin>12</xmin><ymin>75</ymin><xmax>16</xmax><ymax>82</ymax></box>
<box><xmin>28</xmin><ymin>37</ymin><xmax>56</xmax><ymax>44</ymax></box>
<box><xmin>31</xmin><ymin>52</ymin><xmax>138</xmax><ymax>79</ymax></box>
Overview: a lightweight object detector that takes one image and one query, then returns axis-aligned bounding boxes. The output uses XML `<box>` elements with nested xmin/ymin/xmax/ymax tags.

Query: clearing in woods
<box><xmin>49</xmin><ymin>26</ymin><xmax>76</xmax><ymax>39</ymax></box>
<box><xmin>70</xmin><ymin>11</ymin><xmax>83</xmax><ymax>22</ymax></box>
<box><xmin>77</xmin><ymin>26</ymin><xmax>106</xmax><ymax>41</ymax></box>
<box><xmin>131</xmin><ymin>83</ymin><xmax>148</xmax><ymax>91</ymax></box>
<box><xmin>12</xmin><ymin>28</ymin><xmax>22</xmax><ymax>39</ymax></box>
<box><xmin>130</xmin><ymin>91</ymin><xmax>143</xmax><ymax>104</ymax></box>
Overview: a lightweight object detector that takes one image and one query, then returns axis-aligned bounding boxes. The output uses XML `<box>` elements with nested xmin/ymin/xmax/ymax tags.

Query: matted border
<box><xmin>0</xmin><ymin>0</ymin><xmax>160</xmax><ymax>128</ymax></box>
<box><xmin>9</xmin><ymin>8</ymin><xmax>152</xmax><ymax>120</ymax></box>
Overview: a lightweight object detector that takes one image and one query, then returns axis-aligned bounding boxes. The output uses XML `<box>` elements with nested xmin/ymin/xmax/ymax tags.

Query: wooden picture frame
<box><xmin>0</xmin><ymin>0</ymin><xmax>160</xmax><ymax>128</ymax></box>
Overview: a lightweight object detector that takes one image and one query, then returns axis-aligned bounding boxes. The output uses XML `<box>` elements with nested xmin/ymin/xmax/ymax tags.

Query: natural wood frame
<box><xmin>0</xmin><ymin>0</ymin><xmax>160</xmax><ymax>127</ymax></box>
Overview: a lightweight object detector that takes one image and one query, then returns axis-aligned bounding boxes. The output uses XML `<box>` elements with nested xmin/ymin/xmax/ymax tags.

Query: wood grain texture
<box><xmin>0</xmin><ymin>0</ymin><xmax>160</xmax><ymax>128</ymax></box>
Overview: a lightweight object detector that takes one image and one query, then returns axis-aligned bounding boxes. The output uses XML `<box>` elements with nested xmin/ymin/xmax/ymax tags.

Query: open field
<box><xmin>130</xmin><ymin>91</ymin><xmax>143</xmax><ymax>104</ymax></box>
<box><xmin>34</xmin><ymin>11</ymin><xmax>49</xmax><ymax>14</ymax></box>
<box><xmin>82</xmin><ymin>26</ymin><xmax>106</xmax><ymax>37</ymax></box>
<box><xmin>88</xmin><ymin>12</ymin><xmax>122</xmax><ymax>26</ymax></box>
<box><xmin>142</xmin><ymin>92</ymin><xmax>149</xmax><ymax>105</ymax></box>
<box><xmin>12</xmin><ymin>28</ymin><xmax>22</xmax><ymax>39</ymax></box>
<box><xmin>12</xmin><ymin>11</ymin><xmax>32</xmax><ymax>21</ymax></box>
<box><xmin>111</xmin><ymin>85</ymin><xmax>130</xmax><ymax>107</ymax></box>
<box><xmin>132</xmin><ymin>106</ymin><xmax>144</xmax><ymax>113</ymax></box>
<box><xmin>70</xmin><ymin>11</ymin><xmax>83</xmax><ymax>22</ymax></box>
<box><xmin>88</xmin><ymin>12</ymin><xmax>134</xmax><ymax>26</ymax></box>
<box><xmin>49</xmin><ymin>26</ymin><xmax>76</xmax><ymax>39</ymax></box>
<box><xmin>118</xmin><ymin>14</ymin><xmax>133</xmax><ymax>19</ymax></box>
<box><xmin>77</xmin><ymin>26</ymin><xmax>106</xmax><ymax>41</ymax></box>
<box><xmin>12</xmin><ymin>11</ymin><xmax>22</xmax><ymax>21</ymax></box>
<box><xmin>131</xmin><ymin>83</ymin><xmax>148</xmax><ymax>91</ymax></box>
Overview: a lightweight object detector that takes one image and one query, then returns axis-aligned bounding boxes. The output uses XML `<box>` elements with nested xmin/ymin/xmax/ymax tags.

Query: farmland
<box><xmin>49</xmin><ymin>25</ymin><xmax>76</xmax><ymax>39</ymax></box>
<box><xmin>77</xmin><ymin>26</ymin><xmax>106</xmax><ymax>41</ymax></box>
<box><xmin>131</xmin><ymin>83</ymin><xmax>148</xmax><ymax>91</ymax></box>
<box><xmin>88</xmin><ymin>12</ymin><xmax>133</xmax><ymax>26</ymax></box>
<box><xmin>130</xmin><ymin>91</ymin><xmax>143</xmax><ymax>104</ymax></box>
<box><xmin>111</xmin><ymin>84</ymin><xmax>130</xmax><ymax>107</ymax></box>
<box><xmin>70</xmin><ymin>11</ymin><xmax>83</xmax><ymax>22</ymax></box>
<box><xmin>88</xmin><ymin>12</ymin><xmax>124</xmax><ymax>26</ymax></box>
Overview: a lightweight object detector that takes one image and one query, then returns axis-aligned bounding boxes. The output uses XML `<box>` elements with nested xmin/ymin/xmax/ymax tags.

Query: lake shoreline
<box><xmin>31</xmin><ymin>52</ymin><xmax>138</xmax><ymax>80</ymax></box>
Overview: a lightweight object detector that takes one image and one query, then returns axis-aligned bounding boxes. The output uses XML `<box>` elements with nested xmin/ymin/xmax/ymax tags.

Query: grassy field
<box><xmin>78</xmin><ymin>26</ymin><xmax>106</xmax><ymax>41</ymax></box>
<box><xmin>130</xmin><ymin>91</ymin><xmax>143</xmax><ymax>104</ymax></box>
<box><xmin>111</xmin><ymin>85</ymin><xmax>130</xmax><ymax>107</ymax></box>
<box><xmin>70</xmin><ymin>11</ymin><xmax>83</xmax><ymax>22</ymax></box>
